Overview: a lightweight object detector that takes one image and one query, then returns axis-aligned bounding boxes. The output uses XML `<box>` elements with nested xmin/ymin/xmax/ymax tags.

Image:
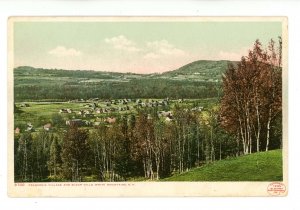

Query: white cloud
<box><xmin>104</xmin><ymin>37</ymin><xmax>186</xmax><ymax>59</ymax></box>
<box><xmin>48</xmin><ymin>46</ymin><xmax>81</xmax><ymax>57</ymax></box>
<box><xmin>104</xmin><ymin>35</ymin><xmax>140</xmax><ymax>52</ymax></box>
<box><xmin>215</xmin><ymin>47</ymin><xmax>250</xmax><ymax>61</ymax></box>
<box><xmin>144</xmin><ymin>40</ymin><xmax>186</xmax><ymax>59</ymax></box>
<box><xmin>100</xmin><ymin>37</ymin><xmax>191</xmax><ymax>73</ymax></box>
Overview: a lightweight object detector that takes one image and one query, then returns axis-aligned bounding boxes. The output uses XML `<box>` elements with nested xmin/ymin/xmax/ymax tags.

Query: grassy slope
<box><xmin>164</xmin><ymin>150</ymin><xmax>283</xmax><ymax>181</ymax></box>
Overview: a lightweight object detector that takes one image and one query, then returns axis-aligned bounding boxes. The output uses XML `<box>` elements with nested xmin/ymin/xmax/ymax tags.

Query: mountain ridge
<box><xmin>13</xmin><ymin>60</ymin><xmax>235</xmax><ymax>101</ymax></box>
<box><xmin>14</xmin><ymin>59</ymin><xmax>237</xmax><ymax>78</ymax></box>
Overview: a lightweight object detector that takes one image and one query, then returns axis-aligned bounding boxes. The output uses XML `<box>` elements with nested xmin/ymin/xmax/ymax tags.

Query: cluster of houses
<box><xmin>59</xmin><ymin>98</ymin><xmax>173</xmax><ymax>118</ymax></box>
<box><xmin>77</xmin><ymin>110</ymin><xmax>94</xmax><ymax>117</ymax></box>
<box><xmin>15</xmin><ymin>99</ymin><xmax>205</xmax><ymax>135</ymax></box>
<box><xmin>68</xmin><ymin>107</ymin><xmax>131</xmax><ymax>118</ymax></box>
<box><xmin>67</xmin><ymin>98</ymin><xmax>172</xmax><ymax>108</ymax></box>
<box><xmin>59</xmin><ymin>108</ymin><xmax>73</xmax><ymax>114</ymax></box>
<box><xmin>20</xmin><ymin>103</ymin><xmax>30</xmax><ymax>107</ymax></box>
<box><xmin>65</xmin><ymin>117</ymin><xmax>117</xmax><ymax>127</ymax></box>
<box><xmin>58</xmin><ymin>98</ymin><xmax>185</xmax><ymax>116</ymax></box>
<box><xmin>135</xmin><ymin>98</ymin><xmax>170</xmax><ymax>108</ymax></box>
<box><xmin>68</xmin><ymin>98</ymin><xmax>131</xmax><ymax>105</ymax></box>
<box><xmin>15</xmin><ymin>116</ymin><xmax>118</xmax><ymax>134</ymax></box>
<box><xmin>15</xmin><ymin>122</ymin><xmax>52</xmax><ymax>134</ymax></box>
<box><xmin>191</xmin><ymin>106</ymin><xmax>204</xmax><ymax>112</ymax></box>
<box><xmin>157</xmin><ymin>111</ymin><xmax>173</xmax><ymax>122</ymax></box>
<box><xmin>26</xmin><ymin>123</ymin><xmax>34</xmax><ymax>131</ymax></box>
<box><xmin>57</xmin><ymin>99</ymin><xmax>204</xmax><ymax>128</ymax></box>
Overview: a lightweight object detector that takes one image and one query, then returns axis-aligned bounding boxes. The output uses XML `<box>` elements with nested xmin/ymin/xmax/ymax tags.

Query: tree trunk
<box><xmin>197</xmin><ymin>128</ymin><xmax>200</xmax><ymax>164</ymax></box>
<box><xmin>255</xmin><ymin>104</ymin><xmax>261</xmax><ymax>152</ymax></box>
<box><xmin>23</xmin><ymin>139</ymin><xmax>28</xmax><ymax>181</ymax></box>
<box><xmin>156</xmin><ymin>156</ymin><xmax>160</xmax><ymax>180</ymax></box>
<box><xmin>210</xmin><ymin>125</ymin><xmax>215</xmax><ymax>162</ymax></box>
<box><xmin>219</xmin><ymin>140</ymin><xmax>222</xmax><ymax>160</ymax></box>
<box><xmin>266</xmin><ymin>108</ymin><xmax>272</xmax><ymax>151</ymax></box>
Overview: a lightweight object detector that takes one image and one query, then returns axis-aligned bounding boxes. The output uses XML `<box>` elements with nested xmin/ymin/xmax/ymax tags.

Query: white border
<box><xmin>6</xmin><ymin>16</ymin><xmax>289</xmax><ymax>198</ymax></box>
<box><xmin>1</xmin><ymin>0</ymin><xmax>300</xmax><ymax>209</ymax></box>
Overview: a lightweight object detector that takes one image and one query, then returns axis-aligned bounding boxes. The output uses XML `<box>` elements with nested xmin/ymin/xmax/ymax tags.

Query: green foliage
<box><xmin>48</xmin><ymin>136</ymin><xmax>62</xmax><ymax>176</ymax></box>
<box><xmin>164</xmin><ymin>150</ymin><xmax>283</xmax><ymax>181</ymax></box>
<box><xmin>160</xmin><ymin>60</ymin><xmax>236</xmax><ymax>81</ymax></box>
<box><xmin>61</xmin><ymin>126</ymin><xmax>92</xmax><ymax>181</ymax></box>
<box><xmin>14</xmin><ymin>103</ymin><xmax>23</xmax><ymax>114</ymax></box>
<box><xmin>31</xmin><ymin>131</ymin><xmax>52</xmax><ymax>180</ymax></box>
<box><xmin>82</xmin><ymin>175</ymin><xmax>99</xmax><ymax>182</ymax></box>
<box><xmin>15</xmin><ymin>132</ymin><xmax>33</xmax><ymax>181</ymax></box>
<box><xmin>46</xmin><ymin>175</ymin><xmax>66</xmax><ymax>182</ymax></box>
<box><xmin>14</xmin><ymin>104</ymin><xmax>282</xmax><ymax>182</ymax></box>
<box><xmin>51</xmin><ymin>113</ymin><xmax>65</xmax><ymax>127</ymax></box>
<box><xmin>114</xmin><ymin>116</ymin><xmax>135</xmax><ymax>180</ymax></box>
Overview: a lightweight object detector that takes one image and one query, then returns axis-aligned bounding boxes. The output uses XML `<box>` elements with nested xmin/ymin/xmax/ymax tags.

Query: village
<box><xmin>15</xmin><ymin>98</ymin><xmax>205</xmax><ymax>134</ymax></box>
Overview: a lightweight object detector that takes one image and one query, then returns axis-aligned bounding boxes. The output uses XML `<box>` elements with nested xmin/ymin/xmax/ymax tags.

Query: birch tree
<box><xmin>221</xmin><ymin>38</ymin><xmax>282</xmax><ymax>154</ymax></box>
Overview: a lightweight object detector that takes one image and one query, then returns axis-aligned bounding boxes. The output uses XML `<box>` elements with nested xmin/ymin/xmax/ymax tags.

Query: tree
<box><xmin>132</xmin><ymin>110</ymin><xmax>155</xmax><ymax>179</ymax></box>
<box><xmin>152</xmin><ymin>119</ymin><xmax>165</xmax><ymax>180</ymax></box>
<box><xmin>114</xmin><ymin>116</ymin><xmax>134</xmax><ymax>180</ymax></box>
<box><xmin>48</xmin><ymin>136</ymin><xmax>62</xmax><ymax>177</ymax></box>
<box><xmin>201</xmin><ymin>106</ymin><xmax>220</xmax><ymax>162</ymax></box>
<box><xmin>221</xmin><ymin>38</ymin><xmax>282</xmax><ymax>154</ymax></box>
<box><xmin>31</xmin><ymin>131</ymin><xmax>52</xmax><ymax>180</ymax></box>
<box><xmin>17</xmin><ymin>132</ymin><xmax>33</xmax><ymax>181</ymax></box>
<box><xmin>89</xmin><ymin>125</ymin><xmax>107</xmax><ymax>181</ymax></box>
<box><xmin>264</xmin><ymin>38</ymin><xmax>282</xmax><ymax>151</ymax></box>
<box><xmin>62</xmin><ymin>125</ymin><xmax>92</xmax><ymax>181</ymax></box>
<box><xmin>172</xmin><ymin>105</ymin><xmax>200</xmax><ymax>172</ymax></box>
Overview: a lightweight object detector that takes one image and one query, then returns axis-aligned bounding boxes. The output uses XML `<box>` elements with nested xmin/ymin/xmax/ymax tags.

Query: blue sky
<box><xmin>14</xmin><ymin>20</ymin><xmax>282</xmax><ymax>73</ymax></box>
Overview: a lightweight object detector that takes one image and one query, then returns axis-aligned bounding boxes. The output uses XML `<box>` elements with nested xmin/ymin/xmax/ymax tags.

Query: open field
<box><xmin>164</xmin><ymin>150</ymin><xmax>283</xmax><ymax>181</ymax></box>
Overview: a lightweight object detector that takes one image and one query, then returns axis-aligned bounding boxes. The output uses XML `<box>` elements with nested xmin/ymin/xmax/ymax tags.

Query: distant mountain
<box><xmin>151</xmin><ymin>60</ymin><xmax>237</xmax><ymax>82</ymax></box>
<box><xmin>15</xmin><ymin>60</ymin><xmax>237</xmax><ymax>81</ymax></box>
<box><xmin>13</xmin><ymin>60</ymin><xmax>237</xmax><ymax>101</ymax></box>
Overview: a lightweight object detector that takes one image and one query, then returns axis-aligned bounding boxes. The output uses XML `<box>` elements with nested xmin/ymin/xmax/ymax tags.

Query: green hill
<box><xmin>154</xmin><ymin>60</ymin><xmax>236</xmax><ymax>82</ymax></box>
<box><xmin>164</xmin><ymin>150</ymin><xmax>283</xmax><ymax>181</ymax></box>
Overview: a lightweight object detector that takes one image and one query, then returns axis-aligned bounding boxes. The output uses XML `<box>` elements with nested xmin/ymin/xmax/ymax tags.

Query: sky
<box><xmin>14</xmin><ymin>21</ymin><xmax>282</xmax><ymax>74</ymax></box>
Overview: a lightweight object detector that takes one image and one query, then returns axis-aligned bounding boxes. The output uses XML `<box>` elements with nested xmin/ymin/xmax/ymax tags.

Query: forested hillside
<box><xmin>158</xmin><ymin>60</ymin><xmax>236</xmax><ymax>81</ymax></box>
<box><xmin>14</xmin><ymin>60</ymin><xmax>229</xmax><ymax>101</ymax></box>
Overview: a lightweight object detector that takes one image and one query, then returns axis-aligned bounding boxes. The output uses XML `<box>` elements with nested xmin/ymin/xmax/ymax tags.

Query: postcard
<box><xmin>7</xmin><ymin>16</ymin><xmax>288</xmax><ymax>197</ymax></box>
